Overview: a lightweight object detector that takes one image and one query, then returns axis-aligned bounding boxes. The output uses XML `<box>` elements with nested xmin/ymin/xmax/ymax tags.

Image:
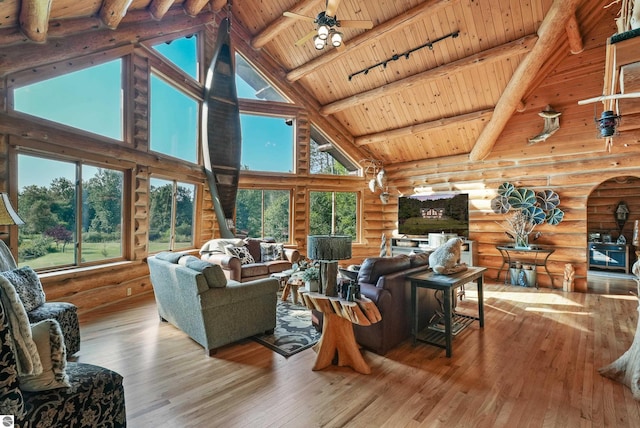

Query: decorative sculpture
<box><xmin>599</xmin><ymin>259</ymin><xmax>640</xmax><ymax>399</ymax></box>
<box><xmin>528</xmin><ymin>105</ymin><xmax>561</xmax><ymax>144</ymax></box>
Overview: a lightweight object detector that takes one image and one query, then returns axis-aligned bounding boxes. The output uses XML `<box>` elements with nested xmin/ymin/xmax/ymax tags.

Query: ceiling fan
<box><xmin>283</xmin><ymin>0</ymin><xmax>373</xmax><ymax>50</ymax></box>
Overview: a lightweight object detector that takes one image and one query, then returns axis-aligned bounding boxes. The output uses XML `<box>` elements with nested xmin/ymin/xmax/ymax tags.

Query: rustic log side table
<box><xmin>299</xmin><ymin>290</ymin><xmax>381</xmax><ymax>374</ymax></box>
<box><xmin>408</xmin><ymin>267</ymin><xmax>486</xmax><ymax>357</ymax></box>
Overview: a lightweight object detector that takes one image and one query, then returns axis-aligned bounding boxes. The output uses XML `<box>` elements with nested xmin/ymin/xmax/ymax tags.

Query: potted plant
<box><xmin>492</xmin><ymin>182</ymin><xmax>565</xmax><ymax>248</ymax></box>
<box><xmin>301</xmin><ymin>266</ymin><xmax>319</xmax><ymax>292</ymax></box>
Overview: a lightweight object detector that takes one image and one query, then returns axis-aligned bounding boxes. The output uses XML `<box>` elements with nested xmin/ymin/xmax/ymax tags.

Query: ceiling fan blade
<box><xmin>325</xmin><ymin>0</ymin><xmax>342</xmax><ymax>17</ymax></box>
<box><xmin>283</xmin><ymin>11</ymin><xmax>315</xmax><ymax>23</ymax></box>
<box><xmin>295</xmin><ymin>30</ymin><xmax>317</xmax><ymax>46</ymax></box>
<box><xmin>338</xmin><ymin>19</ymin><xmax>374</xmax><ymax>29</ymax></box>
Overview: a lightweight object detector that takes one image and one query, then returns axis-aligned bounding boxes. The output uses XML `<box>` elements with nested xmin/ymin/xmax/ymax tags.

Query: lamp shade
<box><xmin>0</xmin><ymin>193</ymin><xmax>24</xmax><ymax>226</ymax></box>
<box><xmin>307</xmin><ymin>235</ymin><xmax>351</xmax><ymax>261</ymax></box>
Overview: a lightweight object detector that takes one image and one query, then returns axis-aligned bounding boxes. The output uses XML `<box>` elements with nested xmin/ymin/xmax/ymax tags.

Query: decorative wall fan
<box><xmin>283</xmin><ymin>0</ymin><xmax>373</xmax><ymax>50</ymax></box>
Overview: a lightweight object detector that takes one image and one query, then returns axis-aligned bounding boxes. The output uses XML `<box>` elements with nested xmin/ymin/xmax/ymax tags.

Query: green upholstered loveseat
<box><xmin>147</xmin><ymin>252</ymin><xmax>279</xmax><ymax>355</ymax></box>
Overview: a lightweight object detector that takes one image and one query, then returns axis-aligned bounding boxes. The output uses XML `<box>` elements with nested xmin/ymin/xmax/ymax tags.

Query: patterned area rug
<box><xmin>252</xmin><ymin>297</ymin><xmax>321</xmax><ymax>358</ymax></box>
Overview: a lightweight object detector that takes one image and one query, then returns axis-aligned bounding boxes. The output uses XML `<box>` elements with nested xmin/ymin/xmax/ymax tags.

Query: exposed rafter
<box><xmin>19</xmin><ymin>0</ymin><xmax>52</xmax><ymax>43</ymax></box>
<box><xmin>149</xmin><ymin>0</ymin><xmax>176</xmax><ymax>20</ymax></box>
<box><xmin>320</xmin><ymin>34</ymin><xmax>538</xmax><ymax>116</ymax></box>
<box><xmin>355</xmin><ymin>109</ymin><xmax>494</xmax><ymax>146</ymax></box>
<box><xmin>100</xmin><ymin>0</ymin><xmax>133</xmax><ymax>29</ymax></box>
<box><xmin>184</xmin><ymin>0</ymin><xmax>212</xmax><ymax>17</ymax></box>
<box><xmin>565</xmin><ymin>14</ymin><xmax>584</xmax><ymax>54</ymax></box>
<box><xmin>469</xmin><ymin>0</ymin><xmax>582</xmax><ymax>161</ymax></box>
<box><xmin>285</xmin><ymin>0</ymin><xmax>458</xmax><ymax>83</ymax></box>
<box><xmin>252</xmin><ymin>0</ymin><xmax>320</xmax><ymax>49</ymax></box>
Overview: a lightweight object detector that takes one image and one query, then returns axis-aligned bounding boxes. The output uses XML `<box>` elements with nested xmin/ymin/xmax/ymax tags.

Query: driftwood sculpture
<box><xmin>528</xmin><ymin>105</ymin><xmax>561</xmax><ymax>144</ymax></box>
<box><xmin>598</xmin><ymin>259</ymin><xmax>640</xmax><ymax>399</ymax></box>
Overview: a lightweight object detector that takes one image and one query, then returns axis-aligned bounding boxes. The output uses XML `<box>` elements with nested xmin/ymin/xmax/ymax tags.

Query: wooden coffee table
<box><xmin>299</xmin><ymin>290</ymin><xmax>381</xmax><ymax>374</ymax></box>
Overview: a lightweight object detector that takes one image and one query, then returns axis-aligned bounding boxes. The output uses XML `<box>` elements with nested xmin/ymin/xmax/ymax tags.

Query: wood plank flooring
<box><xmin>76</xmin><ymin>278</ymin><xmax>640</xmax><ymax>427</ymax></box>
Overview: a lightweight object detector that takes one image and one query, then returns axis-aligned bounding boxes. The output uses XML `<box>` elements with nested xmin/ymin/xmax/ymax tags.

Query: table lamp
<box><xmin>307</xmin><ymin>235</ymin><xmax>352</xmax><ymax>297</ymax></box>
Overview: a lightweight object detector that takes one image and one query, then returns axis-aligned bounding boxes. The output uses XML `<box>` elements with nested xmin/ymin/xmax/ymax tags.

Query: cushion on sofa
<box><xmin>155</xmin><ymin>251</ymin><xmax>183</xmax><ymax>264</ymax></box>
<box><xmin>224</xmin><ymin>245</ymin><xmax>255</xmax><ymax>265</ymax></box>
<box><xmin>20</xmin><ymin>319</ymin><xmax>70</xmax><ymax>392</ymax></box>
<box><xmin>260</xmin><ymin>243</ymin><xmax>284</xmax><ymax>262</ymax></box>
<box><xmin>240</xmin><ymin>264</ymin><xmax>269</xmax><ymax>278</ymax></box>
<box><xmin>200</xmin><ymin>238</ymin><xmax>245</xmax><ymax>255</ymax></box>
<box><xmin>0</xmin><ymin>267</ymin><xmax>45</xmax><ymax>312</ymax></box>
<box><xmin>357</xmin><ymin>255</ymin><xmax>411</xmax><ymax>285</ymax></box>
<box><xmin>178</xmin><ymin>256</ymin><xmax>227</xmax><ymax>288</ymax></box>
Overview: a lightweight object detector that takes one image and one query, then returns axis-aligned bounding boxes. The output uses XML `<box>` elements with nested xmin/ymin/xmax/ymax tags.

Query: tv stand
<box><xmin>390</xmin><ymin>236</ymin><xmax>476</xmax><ymax>266</ymax></box>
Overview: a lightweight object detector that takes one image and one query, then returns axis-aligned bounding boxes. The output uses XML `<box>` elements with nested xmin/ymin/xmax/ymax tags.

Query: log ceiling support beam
<box><xmin>100</xmin><ymin>0</ymin><xmax>134</xmax><ymax>29</ymax></box>
<box><xmin>148</xmin><ymin>0</ymin><xmax>176</xmax><ymax>20</ymax></box>
<box><xmin>285</xmin><ymin>0</ymin><xmax>458</xmax><ymax>82</ymax></box>
<box><xmin>252</xmin><ymin>0</ymin><xmax>320</xmax><ymax>49</ymax></box>
<box><xmin>565</xmin><ymin>14</ymin><xmax>584</xmax><ymax>54</ymax></box>
<box><xmin>320</xmin><ymin>34</ymin><xmax>538</xmax><ymax>116</ymax></box>
<box><xmin>469</xmin><ymin>0</ymin><xmax>582</xmax><ymax>161</ymax></box>
<box><xmin>0</xmin><ymin>9</ymin><xmax>214</xmax><ymax>76</ymax></box>
<box><xmin>184</xmin><ymin>0</ymin><xmax>212</xmax><ymax>17</ymax></box>
<box><xmin>19</xmin><ymin>0</ymin><xmax>52</xmax><ymax>43</ymax></box>
<box><xmin>355</xmin><ymin>109</ymin><xmax>494</xmax><ymax>146</ymax></box>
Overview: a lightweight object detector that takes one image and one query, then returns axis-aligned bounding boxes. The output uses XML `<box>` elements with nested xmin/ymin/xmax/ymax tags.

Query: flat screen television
<box><xmin>397</xmin><ymin>193</ymin><xmax>469</xmax><ymax>237</ymax></box>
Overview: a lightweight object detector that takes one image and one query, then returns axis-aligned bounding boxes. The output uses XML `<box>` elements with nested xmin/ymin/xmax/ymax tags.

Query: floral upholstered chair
<box><xmin>0</xmin><ymin>240</ymin><xmax>80</xmax><ymax>356</ymax></box>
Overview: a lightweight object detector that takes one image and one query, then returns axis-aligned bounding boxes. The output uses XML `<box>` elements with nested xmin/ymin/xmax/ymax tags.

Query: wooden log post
<box><xmin>19</xmin><ymin>0</ymin><xmax>52</xmax><ymax>43</ymax></box>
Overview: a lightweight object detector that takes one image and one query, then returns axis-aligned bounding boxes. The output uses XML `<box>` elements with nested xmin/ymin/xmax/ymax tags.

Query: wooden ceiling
<box><xmin>0</xmin><ymin>0</ymin><xmax>618</xmax><ymax>165</ymax></box>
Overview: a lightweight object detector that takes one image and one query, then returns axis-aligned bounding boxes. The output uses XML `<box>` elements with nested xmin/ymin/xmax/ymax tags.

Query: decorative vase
<box><xmin>305</xmin><ymin>280</ymin><xmax>319</xmax><ymax>292</ymax></box>
<box><xmin>515</xmin><ymin>234</ymin><xmax>529</xmax><ymax>249</ymax></box>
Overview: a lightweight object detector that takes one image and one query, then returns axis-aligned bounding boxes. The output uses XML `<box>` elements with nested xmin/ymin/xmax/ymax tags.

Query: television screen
<box><xmin>398</xmin><ymin>193</ymin><xmax>469</xmax><ymax>237</ymax></box>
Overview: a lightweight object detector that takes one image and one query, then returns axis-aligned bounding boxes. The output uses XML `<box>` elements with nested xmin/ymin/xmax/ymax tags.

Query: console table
<box><xmin>299</xmin><ymin>290</ymin><xmax>381</xmax><ymax>374</ymax></box>
<box><xmin>496</xmin><ymin>245</ymin><xmax>555</xmax><ymax>288</ymax></box>
<box><xmin>408</xmin><ymin>267</ymin><xmax>486</xmax><ymax>357</ymax></box>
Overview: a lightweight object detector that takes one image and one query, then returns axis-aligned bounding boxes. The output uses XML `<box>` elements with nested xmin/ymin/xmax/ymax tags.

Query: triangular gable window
<box><xmin>235</xmin><ymin>53</ymin><xmax>289</xmax><ymax>102</ymax></box>
<box><xmin>152</xmin><ymin>35</ymin><xmax>199</xmax><ymax>80</ymax></box>
<box><xmin>310</xmin><ymin>126</ymin><xmax>358</xmax><ymax>175</ymax></box>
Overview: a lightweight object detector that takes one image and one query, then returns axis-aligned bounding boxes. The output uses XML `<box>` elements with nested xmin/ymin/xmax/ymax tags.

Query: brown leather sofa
<box><xmin>313</xmin><ymin>252</ymin><xmax>440</xmax><ymax>355</ymax></box>
<box><xmin>200</xmin><ymin>237</ymin><xmax>300</xmax><ymax>282</ymax></box>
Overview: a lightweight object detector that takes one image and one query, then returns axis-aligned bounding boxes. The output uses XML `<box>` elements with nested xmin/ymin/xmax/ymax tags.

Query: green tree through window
<box><xmin>236</xmin><ymin>189</ymin><xmax>290</xmax><ymax>242</ymax></box>
<box><xmin>309</xmin><ymin>191</ymin><xmax>357</xmax><ymax>239</ymax></box>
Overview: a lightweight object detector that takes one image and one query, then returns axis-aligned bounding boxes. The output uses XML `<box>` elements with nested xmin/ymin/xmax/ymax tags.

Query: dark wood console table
<box><xmin>408</xmin><ymin>267</ymin><xmax>486</xmax><ymax>357</ymax></box>
<box><xmin>496</xmin><ymin>245</ymin><xmax>555</xmax><ymax>288</ymax></box>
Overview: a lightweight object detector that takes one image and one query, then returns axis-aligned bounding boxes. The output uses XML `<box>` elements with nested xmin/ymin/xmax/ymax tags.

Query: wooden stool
<box><xmin>282</xmin><ymin>278</ymin><xmax>304</xmax><ymax>304</ymax></box>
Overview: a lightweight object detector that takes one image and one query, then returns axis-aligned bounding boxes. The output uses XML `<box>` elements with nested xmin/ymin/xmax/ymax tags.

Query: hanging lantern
<box><xmin>596</xmin><ymin>110</ymin><xmax>621</xmax><ymax>138</ymax></box>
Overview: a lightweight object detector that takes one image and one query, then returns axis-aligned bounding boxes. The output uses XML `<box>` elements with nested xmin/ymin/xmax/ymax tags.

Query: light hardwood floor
<box><xmin>76</xmin><ymin>278</ymin><xmax>640</xmax><ymax>427</ymax></box>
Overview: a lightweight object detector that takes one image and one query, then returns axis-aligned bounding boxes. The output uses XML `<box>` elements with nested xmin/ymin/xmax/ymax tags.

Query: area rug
<box><xmin>252</xmin><ymin>297</ymin><xmax>321</xmax><ymax>358</ymax></box>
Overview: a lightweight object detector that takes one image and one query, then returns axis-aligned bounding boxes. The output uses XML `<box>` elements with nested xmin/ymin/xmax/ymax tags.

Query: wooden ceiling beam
<box><xmin>252</xmin><ymin>0</ymin><xmax>321</xmax><ymax>49</ymax></box>
<box><xmin>469</xmin><ymin>0</ymin><xmax>582</xmax><ymax>161</ymax></box>
<box><xmin>19</xmin><ymin>0</ymin><xmax>52</xmax><ymax>43</ymax></box>
<box><xmin>320</xmin><ymin>34</ymin><xmax>537</xmax><ymax>116</ymax></box>
<box><xmin>565</xmin><ymin>14</ymin><xmax>584</xmax><ymax>54</ymax></box>
<box><xmin>148</xmin><ymin>0</ymin><xmax>175</xmax><ymax>20</ymax></box>
<box><xmin>100</xmin><ymin>0</ymin><xmax>134</xmax><ymax>29</ymax></box>
<box><xmin>211</xmin><ymin>0</ymin><xmax>229</xmax><ymax>12</ymax></box>
<box><xmin>286</xmin><ymin>0</ymin><xmax>458</xmax><ymax>83</ymax></box>
<box><xmin>0</xmin><ymin>9</ymin><xmax>213</xmax><ymax>76</ymax></box>
<box><xmin>184</xmin><ymin>0</ymin><xmax>211</xmax><ymax>17</ymax></box>
<box><xmin>354</xmin><ymin>109</ymin><xmax>494</xmax><ymax>146</ymax></box>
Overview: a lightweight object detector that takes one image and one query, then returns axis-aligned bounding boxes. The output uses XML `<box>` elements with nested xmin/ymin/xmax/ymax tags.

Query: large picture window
<box><xmin>236</xmin><ymin>189</ymin><xmax>290</xmax><ymax>242</ymax></box>
<box><xmin>13</xmin><ymin>59</ymin><xmax>123</xmax><ymax>141</ymax></box>
<box><xmin>309</xmin><ymin>191</ymin><xmax>357</xmax><ymax>239</ymax></box>
<box><xmin>150</xmin><ymin>74</ymin><xmax>198</xmax><ymax>163</ymax></box>
<box><xmin>240</xmin><ymin>113</ymin><xmax>294</xmax><ymax>173</ymax></box>
<box><xmin>17</xmin><ymin>154</ymin><xmax>124</xmax><ymax>269</ymax></box>
<box><xmin>149</xmin><ymin>178</ymin><xmax>196</xmax><ymax>252</ymax></box>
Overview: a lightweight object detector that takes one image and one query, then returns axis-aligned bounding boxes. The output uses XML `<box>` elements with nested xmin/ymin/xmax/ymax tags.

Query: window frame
<box><xmin>235</xmin><ymin>187</ymin><xmax>293</xmax><ymax>243</ymax></box>
<box><xmin>14</xmin><ymin>149</ymin><xmax>130</xmax><ymax>271</ymax></box>
<box><xmin>308</xmin><ymin>190</ymin><xmax>360</xmax><ymax>241</ymax></box>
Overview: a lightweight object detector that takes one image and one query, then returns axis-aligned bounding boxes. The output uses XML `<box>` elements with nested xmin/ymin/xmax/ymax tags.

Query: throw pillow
<box><xmin>19</xmin><ymin>319</ymin><xmax>70</xmax><ymax>392</ymax></box>
<box><xmin>178</xmin><ymin>256</ymin><xmax>227</xmax><ymax>288</ymax></box>
<box><xmin>260</xmin><ymin>243</ymin><xmax>284</xmax><ymax>262</ymax></box>
<box><xmin>0</xmin><ymin>267</ymin><xmax>45</xmax><ymax>312</ymax></box>
<box><xmin>224</xmin><ymin>245</ymin><xmax>255</xmax><ymax>265</ymax></box>
<box><xmin>154</xmin><ymin>252</ymin><xmax>183</xmax><ymax>264</ymax></box>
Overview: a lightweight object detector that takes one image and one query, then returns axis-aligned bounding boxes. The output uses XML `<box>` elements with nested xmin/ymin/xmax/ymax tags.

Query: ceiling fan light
<box><xmin>331</xmin><ymin>31</ymin><xmax>343</xmax><ymax>47</ymax></box>
<box><xmin>313</xmin><ymin>35</ymin><xmax>325</xmax><ymax>50</ymax></box>
<box><xmin>317</xmin><ymin>25</ymin><xmax>329</xmax><ymax>40</ymax></box>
